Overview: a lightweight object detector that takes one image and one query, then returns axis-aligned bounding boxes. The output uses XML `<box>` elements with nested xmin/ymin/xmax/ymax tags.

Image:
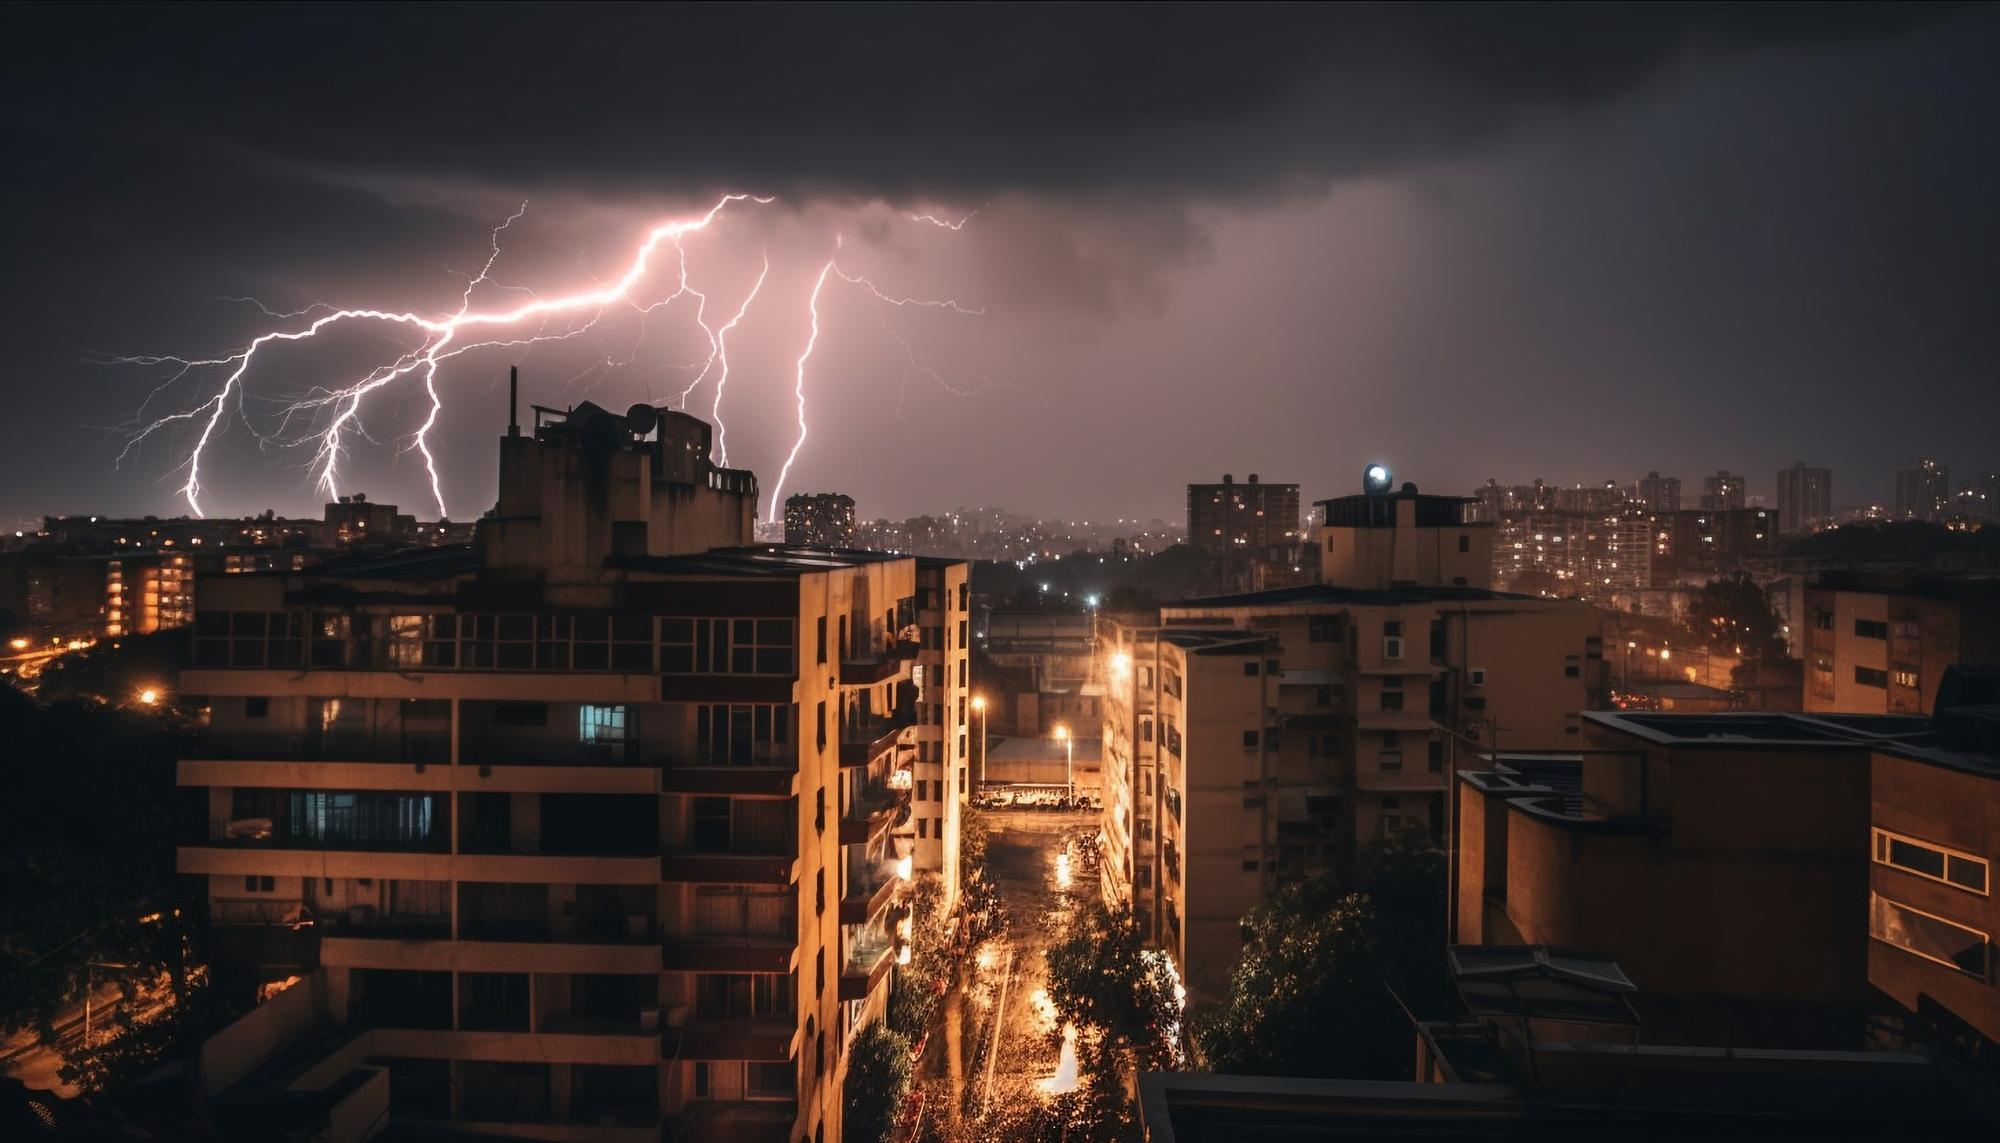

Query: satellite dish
<box><xmin>626</xmin><ymin>403</ymin><xmax>661</xmax><ymax>438</ymax></box>
<box><xmin>1362</xmin><ymin>463</ymin><xmax>1393</xmax><ymax>495</ymax></box>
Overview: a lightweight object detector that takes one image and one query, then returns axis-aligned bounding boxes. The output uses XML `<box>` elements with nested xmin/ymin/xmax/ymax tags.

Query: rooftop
<box><xmin>1582</xmin><ymin>710</ymin><xmax>1937</xmax><ymax>749</ymax></box>
<box><xmin>1166</xmin><ymin>582</ymin><xmax>1533</xmax><ymax>611</ymax></box>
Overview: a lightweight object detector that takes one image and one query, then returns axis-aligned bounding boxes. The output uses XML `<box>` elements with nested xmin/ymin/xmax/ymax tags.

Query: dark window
<box><xmin>492</xmin><ymin>703</ymin><xmax>548</xmax><ymax>727</ymax></box>
<box><xmin>816</xmin><ymin>617</ymin><xmax>828</xmax><ymax>664</ymax></box>
<box><xmin>1242</xmin><ymin>661</ymin><xmax>1258</xmax><ymax>676</ymax></box>
<box><xmin>1856</xmin><ymin>618</ymin><xmax>1889</xmax><ymax>640</ymax></box>
<box><xmin>1242</xmin><ymin>730</ymin><xmax>1258</xmax><ymax>748</ymax></box>
<box><xmin>1458</xmin><ymin>534</ymin><xmax>1470</xmax><ymax>553</ymax></box>
<box><xmin>1308</xmin><ymin>617</ymin><xmax>1338</xmax><ymax>643</ymax></box>
<box><xmin>1856</xmin><ymin>666</ymin><xmax>1889</xmax><ymax>689</ymax></box>
<box><xmin>245</xmin><ymin>696</ymin><xmax>269</xmax><ymax>718</ymax></box>
<box><xmin>1380</xmin><ymin>691</ymin><xmax>1404</xmax><ymax>712</ymax></box>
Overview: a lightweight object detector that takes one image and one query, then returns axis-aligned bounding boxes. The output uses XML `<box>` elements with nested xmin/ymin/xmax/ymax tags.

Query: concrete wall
<box><xmin>1869</xmin><ymin>751</ymin><xmax>2000</xmax><ymax>1043</ymax></box>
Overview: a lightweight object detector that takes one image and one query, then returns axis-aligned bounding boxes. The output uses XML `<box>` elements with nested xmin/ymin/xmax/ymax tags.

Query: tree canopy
<box><xmin>1681</xmin><ymin>573</ymin><xmax>1788</xmax><ymax>662</ymax></box>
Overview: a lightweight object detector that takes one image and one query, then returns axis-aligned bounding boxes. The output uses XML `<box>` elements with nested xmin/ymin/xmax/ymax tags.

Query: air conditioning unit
<box><xmin>1383</xmin><ymin>636</ymin><xmax>1405</xmax><ymax>660</ymax></box>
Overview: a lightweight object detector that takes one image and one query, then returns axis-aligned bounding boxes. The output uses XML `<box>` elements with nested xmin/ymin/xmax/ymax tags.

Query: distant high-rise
<box><xmin>783</xmin><ymin>491</ymin><xmax>857</xmax><ymax>547</ymax></box>
<box><xmin>1775</xmin><ymin>462</ymin><xmax>1832</xmax><ymax>535</ymax></box>
<box><xmin>1637</xmin><ymin>471</ymin><xmax>1681</xmax><ymax>514</ymax></box>
<box><xmin>1894</xmin><ymin>458</ymin><xmax>1949</xmax><ymax>520</ymax></box>
<box><xmin>1699</xmin><ymin>470</ymin><xmax>1746</xmax><ymax>511</ymax></box>
<box><xmin>1186</xmin><ymin>474</ymin><xmax>1301</xmax><ymax>558</ymax></box>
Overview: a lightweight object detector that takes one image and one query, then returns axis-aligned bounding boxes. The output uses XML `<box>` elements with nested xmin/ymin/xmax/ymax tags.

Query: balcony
<box><xmin>663</xmin><ymin>934</ymin><xmax>798</xmax><ymax>974</ymax></box>
<box><xmin>662</xmin><ymin>1018</ymin><xmax>799</xmax><ymax>1062</ymax></box>
<box><xmin>661</xmin><ymin>752</ymin><xmax>797</xmax><ymax>797</ymax></box>
<box><xmin>839</xmin><ymin>862</ymin><xmax>902</xmax><ymax>925</ymax></box>
<box><xmin>188</xmin><ymin>729</ymin><xmax>451</xmax><ymax>764</ymax></box>
<box><xmin>840</xmin><ymin>639</ymin><xmax>920</xmax><ymax>687</ymax></box>
<box><xmin>839</xmin><ymin>933</ymin><xmax>896</xmax><ymax>1001</ymax></box>
<box><xmin>839</xmin><ymin>709</ymin><xmax>916</xmax><ymax>767</ymax></box>
<box><xmin>839</xmin><ymin>781</ymin><xmax>911</xmax><ymax>845</ymax></box>
<box><xmin>661</xmin><ymin>848</ymin><xmax>799</xmax><ymax>886</ymax></box>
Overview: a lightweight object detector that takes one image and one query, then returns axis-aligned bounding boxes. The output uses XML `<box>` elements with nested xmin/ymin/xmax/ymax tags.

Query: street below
<box><xmin>916</xmin><ymin>806</ymin><xmax>1097</xmax><ymax>1141</ymax></box>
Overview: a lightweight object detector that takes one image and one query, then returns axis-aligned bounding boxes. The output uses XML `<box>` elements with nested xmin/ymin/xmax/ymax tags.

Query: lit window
<box><xmin>1870</xmin><ymin>892</ymin><xmax>1988</xmax><ymax>978</ymax></box>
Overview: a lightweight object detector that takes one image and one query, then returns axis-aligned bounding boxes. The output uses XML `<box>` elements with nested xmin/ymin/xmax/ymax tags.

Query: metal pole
<box><xmin>1066</xmin><ymin>737</ymin><xmax>1074</xmax><ymax>802</ymax></box>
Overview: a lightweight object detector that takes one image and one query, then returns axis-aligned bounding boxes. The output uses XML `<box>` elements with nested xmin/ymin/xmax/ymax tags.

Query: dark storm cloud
<box><xmin>4</xmin><ymin>4</ymin><xmax>1951</xmax><ymax>200</ymax></box>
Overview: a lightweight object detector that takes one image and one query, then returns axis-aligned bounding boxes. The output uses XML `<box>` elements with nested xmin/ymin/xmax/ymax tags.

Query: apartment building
<box><xmin>782</xmin><ymin>493</ymin><xmax>857</xmax><ymax>549</ymax></box>
<box><xmin>1867</xmin><ymin>681</ymin><xmax>2000</xmax><ymax>1052</ymax></box>
<box><xmin>178</xmin><ymin>402</ymin><xmax>937</xmax><ymax>1143</ymax></box>
<box><xmin>912</xmin><ymin>557</ymin><xmax>971</xmax><ymax>911</ymax></box>
<box><xmin>105</xmin><ymin>551</ymin><xmax>192</xmax><ymax>636</ymax></box>
<box><xmin>1805</xmin><ymin>572</ymin><xmax>2000</xmax><ymax>715</ymax></box>
<box><xmin>1186</xmin><ymin>474</ymin><xmax>1301</xmax><ymax>559</ymax></box>
<box><xmin>1777</xmin><ymin>462</ymin><xmax>1833</xmax><ymax>535</ymax></box>
<box><xmin>1097</xmin><ymin>623</ymin><xmax>1275</xmax><ymax>999</ymax></box>
<box><xmin>1455</xmin><ymin>711</ymin><xmax>1941</xmax><ymax>1048</ymax></box>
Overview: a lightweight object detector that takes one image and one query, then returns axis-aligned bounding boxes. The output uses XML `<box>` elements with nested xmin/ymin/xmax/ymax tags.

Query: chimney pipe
<box><xmin>508</xmin><ymin>366</ymin><xmax>520</xmax><ymax>438</ymax></box>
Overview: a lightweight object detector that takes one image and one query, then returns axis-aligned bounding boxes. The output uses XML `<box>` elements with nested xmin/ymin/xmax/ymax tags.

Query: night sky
<box><xmin>4</xmin><ymin>4</ymin><xmax>1997</xmax><ymax>526</ymax></box>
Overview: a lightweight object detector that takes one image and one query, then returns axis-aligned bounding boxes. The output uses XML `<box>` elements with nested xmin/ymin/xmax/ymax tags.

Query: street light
<box><xmin>82</xmin><ymin>960</ymin><xmax>132</xmax><ymax>1052</ymax></box>
<box><xmin>1054</xmin><ymin>723</ymin><xmax>1074</xmax><ymax>804</ymax></box>
<box><xmin>971</xmin><ymin>696</ymin><xmax>988</xmax><ymax>794</ymax></box>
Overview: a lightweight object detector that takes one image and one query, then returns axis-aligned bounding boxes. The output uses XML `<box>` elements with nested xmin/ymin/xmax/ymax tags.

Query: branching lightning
<box><xmin>119</xmin><ymin>194</ymin><xmax>992</xmax><ymax>523</ymax></box>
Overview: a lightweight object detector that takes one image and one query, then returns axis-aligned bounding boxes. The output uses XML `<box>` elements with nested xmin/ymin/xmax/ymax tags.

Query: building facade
<box><xmin>1699</xmin><ymin>470</ymin><xmax>1746</xmax><ymax>512</ymax></box>
<box><xmin>783</xmin><ymin>493</ymin><xmax>857</xmax><ymax>549</ymax></box>
<box><xmin>1186</xmin><ymin>474</ymin><xmax>1301</xmax><ymax>560</ymax></box>
<box><xmin>1776</xmin><ymin>462</ymin><xmax>1833</xmax><ymax>536</ymax></box>
<box><xmin>1637</xmin><ymin>471</ymin><xmax>1682</xmax><ymax>514</ymax></box>
<box><xmin>1805</xmin><ymin>573</ymin><xmax>2000</xmax><ymax>715</ymax></box>
<box><xmin>1896</xmin><ymin>459</ymin><xmax>1950</xmax><ymax>521</ymax></box>
<box><xmin>178</xmin><ymin>404</ymin><xmax>942</xmax><ymax>1143</ymax></box>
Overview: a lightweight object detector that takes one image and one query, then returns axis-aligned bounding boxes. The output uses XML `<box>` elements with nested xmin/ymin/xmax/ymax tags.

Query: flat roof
<box><xmin>1581</xmin><ymin>710</ymin><xmax>1931</xmax><ymax>749</ymax></box>
<box><xmin>1167</xmin><ymin>582</ymin><xmax>1535</xmax><ymax>610</ymax></box>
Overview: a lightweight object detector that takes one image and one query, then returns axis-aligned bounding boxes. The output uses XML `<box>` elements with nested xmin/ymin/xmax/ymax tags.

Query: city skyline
<box><xmin>5</xmin><ymin>7</ymin><xmax>1999</xmax><ymax>524</ymax></box>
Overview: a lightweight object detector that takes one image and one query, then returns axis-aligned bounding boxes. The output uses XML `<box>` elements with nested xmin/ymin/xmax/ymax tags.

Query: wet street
<box><xmin>917</xmin><ymin>807</ymin><xmax>1096</xmax><ymax>1141</ymax></box>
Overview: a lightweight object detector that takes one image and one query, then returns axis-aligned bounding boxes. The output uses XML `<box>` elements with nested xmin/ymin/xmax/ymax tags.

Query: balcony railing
<box><xmin>839</xmin><ymin>862</ymin><xmax>902</xmax><ymax>924</ymax></box>
<box><xmin>841</xmin><ymin>639</ymin><xmax>920</xmax><ymax>687</ymax></box>
<box><xmin>839</xmin><ymin>781</ymin><xmax>911</xmax><ymax>845</ymax></box>
<box><xmin>839</xmin><ymin>934</ymin><xmax>896</xmax><ymax>1001</ymax></box>
<box><xmin>189</xmin><ymin>730</ymin><xmax>450</xmax><ymax>764</ymax></box>
<box><xmin>839</xmin><ymin>709</ymin><xmax>916</xmax><ymax>767</ymax></box>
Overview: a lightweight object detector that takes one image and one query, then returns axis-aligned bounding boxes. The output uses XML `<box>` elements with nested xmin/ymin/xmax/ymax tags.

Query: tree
<box><xmin>1044</xmin><ymin>901</ymin><xmax>1178</xmax><ymax>1063</ymax></box>
<box><xmin>1193</xmin><ymin>858</ymin><xmax>1444</xmax><ymax>1080</ymax></box>
<box><xmin>0</xmin><ymin>682</ymin><xmax>206</xmax><ymax>1074</ymax></box>
<box><xmin>889</xmin><ymin>876</ymin><xmax>949</xmax><ymax>1040</ymax></box>
<box><xmin>844</xmin><ymin>1021</ymin><xmax>913</xmax><ymax>1143</ymax></box>
<box><xmin>1681</xmin><ymin>573</ymin><xmax>1788</xmax><ymax>662</ymax></box>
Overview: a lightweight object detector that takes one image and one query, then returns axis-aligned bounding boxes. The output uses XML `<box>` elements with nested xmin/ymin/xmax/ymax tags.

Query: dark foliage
<box><xmin>844</xmin><ymin>1020</ymin><xmax>913</xmax><ymax>1143</ymax></box>
<box><xmin>1681</xmin><ymin>573</ymin><xmax>1788</xmax><ymax>662</ymax></box>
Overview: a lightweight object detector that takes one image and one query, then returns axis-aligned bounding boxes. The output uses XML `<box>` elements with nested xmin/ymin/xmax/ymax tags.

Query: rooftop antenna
<box><xmin>507</xmin><ymin>366</ymin><xmax>520</xmax><ymax>437</ymax></box>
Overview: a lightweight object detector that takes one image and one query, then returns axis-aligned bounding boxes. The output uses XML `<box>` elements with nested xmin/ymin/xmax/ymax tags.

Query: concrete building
<box><xmin>177</xmin><ymin>402</ymin><xmax>946</xmax><ymax>1143</ymax></box>
<box><xmin>1637</xmin><ymin>471</ymin><xmax>1682</xmax><ymax>514</ymax></box>
<box><xmin>1776</xmin><ymin>462</ymin><xmax>1833</xmax><ymax>536</ymax></box>
<box><xmin>1660</xmin><ymin>507</ymin><xmax>1780</xmax><ymax>575</ymax></box>
<box><xmin>105</xmin><ymin>550</ymin><xmax>194</xmax><ymax>637</ymax></box>
<box><xmin>1867</xmin><ymin>679</ymin><xmax>2000</xmax><ymax>1052</ymax></box>
<box><xmin>1096</xmin><ymin>623</ymin><xmax>1275</xmax><ymax>999</ymax></box>
<box><xmin>1186</xmin><ymin>474</ymin><xmax>1301</xmax><ymax>562</ymax></box>
<box><xmin>1455</xmin><ymin>711</ymin><xmax>1941</xmax><ymax>1047</ymax></box>
<box><xmin>1699</xmin><ymin>470</ymin><xmax>1746</xmax><ymax>512</ymax></box>
<box><xmin>1316</xmin><ymin>484</ymin><xmax>1492</xmax><ymax>591</ymax></box>
<box><xmin>1099</xmin><ymin>478</ymin><xmax>1606</xmax><ymax>997</ymax></box>
<box><xmin>324</xmin><ymin>494</ymin><xmax>419</xmax><ymax>546</ymax></box>
<box><xmin>1805</xmin><ymin>573</ymin><xmax>2000</xmax><ymax>715</ymax></box>
<box><xmin>1896</xmin><ymin>458</ymin><xmax>1950</xmax><ymax>521</ymax></box>
<box><xmin>782</xmin><ymin>493</ymin><xmax>857</xmax><ymax>549</ymax></box>
<box><xmin>911</xmin><ymin>557</ymin><xmax>971</xmax><ymax>911</ymax></box>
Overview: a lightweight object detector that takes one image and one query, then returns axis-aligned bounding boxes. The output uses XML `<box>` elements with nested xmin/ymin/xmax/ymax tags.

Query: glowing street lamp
<box><xmin>1054</xmin><ymin>723</ymin><xmax>1074</xmax><ymax>802</ymax></box>
<box><xmin>971</xmin><ymin>695</ymin><xmax>988</xmax><ymax>793</ymax></box>
<box><xmin>137</xmin><ymin>687</ymin><xmax>160</xmax><ymax>706</ymax></box>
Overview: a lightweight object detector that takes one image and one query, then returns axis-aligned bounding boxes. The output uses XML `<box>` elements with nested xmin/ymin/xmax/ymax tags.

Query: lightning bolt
<box><xmin>123</xmin><ymin>193</ymin><xmax>769</xmax><ymax>518</ymax></box>
<box><xmin>769</xmin><ymin>252</ymin><xmax>838</xmax><ymax>523</ymax></box>
<box><xmin>119</xmin><ymin>193</ymin><xmax>991</xmax><ymax>524</ymax></box>
<box><xmin>709</xmin><ymin>252</ymin><xmax>769</xmax><ymax>469</ymax></box>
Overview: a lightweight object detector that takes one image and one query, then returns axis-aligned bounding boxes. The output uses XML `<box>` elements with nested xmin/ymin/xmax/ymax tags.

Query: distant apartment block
<box><xmin>1777</xmin><ymin>462</ymin><xmax>1833</xmax><ymax>535</ymax></box>
<box><xmin>1186</xmin><ymin>474</ymin><xmax>1301</xmax><ymax>560</ymax></box>
<box><xmin>1896</xmin><ymin>458</ymin><xmax>1950</xmax><ymax>521</ymax></box>
<box><xmin>1637</xmin><ymin>471</ymin><xmax>1682</xmax><ymax>514</ymax></box>
<box><xmin>1699</xmin><ymin>470</ymin><xmax>1746</xmax><ymax>512</ymax></box>
<box><xmin>783</xmin><ymin>493</ymin><xmax>857</xmax><ymax>548</ymax></box>
<box><xmin>1805</xmin><ymin>573</ymin><xmax>2000</xmax><ymax>715</ymax></box>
